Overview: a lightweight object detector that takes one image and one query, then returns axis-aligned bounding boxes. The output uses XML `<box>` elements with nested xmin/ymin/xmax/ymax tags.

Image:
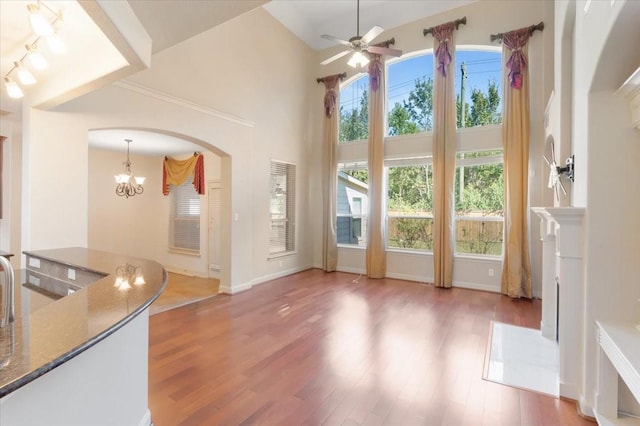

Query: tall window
<box><xmin>387</xmin><ymin>53</ymin><xmax>434</xmax><ymax>135</ymax></box>
<box><xmin>455</xmin><ymin>49</ymin><xmax>502</xmax><ymax>128</ymax></box>
<box><xmin>169</xmin><ymin>176</ymin><xmax>201</xmax><ymax>254</ymax></box>
<box><xmin>337</xmin><ymin>164</ymin><xmax>368</xmax><ymax>247</ymax></box>
<box><xmin>339</xmin><ymin>75</ymin><xmax>369</xmax><ymax>143</ymax></box>
<box><xmin>386</xmin><ymin>160</ymin><xmax>434</xmax><ymax>251</ymax></box>
<box><xmin>269</xmin><ymin>160</ymin><xmax>296</xmax><ymax>256</ymax></box>
<box><xmin>455</xmin><ymin>150</ymin><xmax>504</xmax><ymax>255</ymax></box>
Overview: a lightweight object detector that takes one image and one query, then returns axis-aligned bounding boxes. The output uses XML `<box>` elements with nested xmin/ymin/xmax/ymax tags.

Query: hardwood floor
<box><xmin>150</xmin><ymin>272</ymin><xmax>219</xmax><ymax>316</ymax></box>
<box><xmin>148</xmin><ymin>269</ymin><xmax>594</xmax><ymax>425</ymax></box>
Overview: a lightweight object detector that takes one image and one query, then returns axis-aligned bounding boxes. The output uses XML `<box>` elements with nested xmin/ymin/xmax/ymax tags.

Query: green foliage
<box><xmin>455</xmin><ymin>156</ymin><xmax>504</xmax><ymax>214</ymax></box>
<box><xmin>339</xmin><ymin>90</ymin><xmax>368</xmax><ymax>142</ymax></box>
<box><xmin>387</xmin><ymin>165</ymin><xmax>432</xmax><ymax>212</ymax></box>
<box><xmin>402</xmin><ymin>77</ymin><xmax>433</xmax><ymax>132</ymax></box>
<box><xmin>389</xmin><ymin>217</ymin><xmax>433</xmax><ymax>250</ymax></box>
<box><xmin>343</xmin><ymin>169</ymin><xmax>369</xmax><ymax>184</ymax></box>
<box><xmin>468</xmin><ymin>80</ymin><xmax>502</xmax><ymax>127</ymax></box>
<box><xmin>388</xmin><ymin>103</ymin><xmax>420</xmax><ymax>136</ymax></box>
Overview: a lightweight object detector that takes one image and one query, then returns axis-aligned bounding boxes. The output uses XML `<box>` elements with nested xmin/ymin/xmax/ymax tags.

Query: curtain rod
<box><xmin>423</xmin><ymin>16</ymin><xmax>466</xmax><ymax>37</ymax></box>
<box><xmin>491</xmin><ymin>21</ymin><xmax>544</xmax><ymax>43</ymax></box>
<box><xmin>373</xmin><ymin>38</ymin><xmax>395</xmax><ymax>48</ymax></box>
<box><xmin>316</xmin><ymin>72</ymin><xmax>347</xmax><ymax>84</ymax></box>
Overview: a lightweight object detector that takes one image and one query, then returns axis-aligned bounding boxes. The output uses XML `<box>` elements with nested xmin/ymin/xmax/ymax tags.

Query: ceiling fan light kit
<box><xmin>320</xmin><ymin>0</ymin><xmax>403</xmax><ymax>68</ymax></box>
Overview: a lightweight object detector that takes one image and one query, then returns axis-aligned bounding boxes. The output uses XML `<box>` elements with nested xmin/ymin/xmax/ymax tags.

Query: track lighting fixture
<box><xmin>14</xmin><ymin>62</ymin><xmax>36</xmax><ymax>85</ymax></box>
<box><xmin>2</xmin><ymin>1</ymin><xmax>66</xmax><ymax>99</ymax></box>
<box><xmin>3</xmin><ymin>78</ymin><xmax>24</xmax><ymax>99</ymax></box>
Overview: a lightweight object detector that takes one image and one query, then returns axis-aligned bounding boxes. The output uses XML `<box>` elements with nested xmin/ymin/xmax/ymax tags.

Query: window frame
<box><xmin>336</xmin><ymin>163</ymin><xmax>369</xmax><ymax>249</ymax></box>
<box><xmin>268</xmin><ymin>159</ymin><xmax>296</xmax><ymax>258</ymax></box>
<box><xmin>454</xmin><ymin>149</ymin><xmax>504</xmax><ymax>258</ymax></box>
<box><xmin>168</xmin><ymin>176</ymin><xmax>201</xmax><ymax>256</ymax></box>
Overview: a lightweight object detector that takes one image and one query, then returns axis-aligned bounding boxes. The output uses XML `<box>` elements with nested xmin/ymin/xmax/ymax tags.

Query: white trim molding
<box><xmin>617</xmin><ymin>67</ymin><xmax>640</xmax><ymax>130</ymax></box>
<box><xmin>115</xmin><ymin>80</ymin><xmax>255</xmax><ymax>128</ymax></box>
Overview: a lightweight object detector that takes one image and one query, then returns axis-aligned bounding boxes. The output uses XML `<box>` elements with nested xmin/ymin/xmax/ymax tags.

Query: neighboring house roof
<box><xmin>338</xmin><ymin>171</ymin><xmax>368</xmax><ymax>193</ymax></box>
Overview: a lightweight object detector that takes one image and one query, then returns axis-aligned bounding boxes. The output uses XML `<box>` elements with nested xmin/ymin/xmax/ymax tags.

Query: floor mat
<box><xmin>484</xmin><ymin>321</ymin><xmax>559</xmax><ymax>396</ymax></box>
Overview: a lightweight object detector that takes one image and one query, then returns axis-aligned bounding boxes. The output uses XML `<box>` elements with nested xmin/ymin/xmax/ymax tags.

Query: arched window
<box><xmin>386</xmin><ymin>52</ymin><xmax>434</xmax><ymax>136</ymax></box>
<box><xmin>455</xmin><ymin>48</ymin><xmax>503</xmax><ymax>128</ymax></box>
<box><xmin>339</xmin><ymin>74</ymin><xmax>369</xmax><ymax>143</ymax></box>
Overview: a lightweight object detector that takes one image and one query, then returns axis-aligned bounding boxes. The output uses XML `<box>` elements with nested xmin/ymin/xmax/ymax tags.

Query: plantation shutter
<box><xmin>269</xmin><ymin>160</ymin><xmax>296</xmax><ymax>255</ymax></box>
<box><xmin>170</xmin><ymin>177</ymin><xmax>201</xmax><ymax>253</ymax></box>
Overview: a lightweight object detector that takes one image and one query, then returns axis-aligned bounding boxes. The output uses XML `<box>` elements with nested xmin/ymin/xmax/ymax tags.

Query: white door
<box><xmin>208</xmin><ymin>181</ymin><xmax>222</xmax><ymax>278</ymax></box>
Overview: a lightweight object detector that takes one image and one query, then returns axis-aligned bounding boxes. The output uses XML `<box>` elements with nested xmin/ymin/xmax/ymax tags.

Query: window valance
<box><xmin>162</xmin><ymin>153</ymin><xmax>205</xmax><ymax>195</ymax></box>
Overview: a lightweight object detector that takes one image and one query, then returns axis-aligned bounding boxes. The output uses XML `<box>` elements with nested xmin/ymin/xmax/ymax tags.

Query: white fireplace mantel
<box><xmin>532</xmin><ymin>207</ymin><xmax>585</xmax><ymax>401</ymax></box>
<box><xmin>532</xmin><ymin>207</ymin><xmax>558</xmax><ymax>340</ymax></box>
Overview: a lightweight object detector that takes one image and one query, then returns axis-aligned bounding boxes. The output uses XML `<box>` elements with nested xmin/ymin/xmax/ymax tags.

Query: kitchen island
<box><xmin>0</xmin><ymin>247</ymin><xmax>167</xmax><ymax>426</ymax></box>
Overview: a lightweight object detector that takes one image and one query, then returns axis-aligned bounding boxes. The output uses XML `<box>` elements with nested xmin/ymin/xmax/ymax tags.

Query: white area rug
<box><xmin>484</xmin><ymin>322</ymin><xmax>559</xmax><ymax>396</ymax></box>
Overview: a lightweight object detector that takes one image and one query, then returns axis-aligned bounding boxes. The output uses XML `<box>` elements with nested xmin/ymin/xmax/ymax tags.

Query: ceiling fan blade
<box><xmin>321</xmin><ymin>34</ymin><xmax>353</xmax><ymax>47</ymax></box>
<box><xmin>321</xmin><ymin>49</ymin><xmax>351</xmax><ymax>66</ymax></box>
<box><xmin>367</xmin><ymin>45</ymin><xmax>403</xmax><ymax>57</ymax></box>
<box><xmin>360</xmin><ymin>25</ymin><xmax>384</xmax><ymax>45</ymax></box>
<box><xmin>558</xmin><ymin>177</ymin><xmax>567</xmax><ymax>195</ymax></box>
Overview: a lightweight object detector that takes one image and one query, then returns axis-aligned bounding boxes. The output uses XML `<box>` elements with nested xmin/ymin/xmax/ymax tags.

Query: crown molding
<box><xmin>114</xmin><ymin>80</ymin><xmax>254</xmax><ymax>128</ymax></box>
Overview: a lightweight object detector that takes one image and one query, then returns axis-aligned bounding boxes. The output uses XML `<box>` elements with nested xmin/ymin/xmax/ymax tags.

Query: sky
<box><xmin>339</xmin><ymin>50</ymin><xmax>503</xmax><ymax>113</ymax></box>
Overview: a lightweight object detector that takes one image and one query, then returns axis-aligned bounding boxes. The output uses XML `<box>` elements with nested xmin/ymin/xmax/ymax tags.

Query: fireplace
<box><xmin>532</xmin><ymin>207</ymin><xmax>585</xmax><ymax>400</ymax></box>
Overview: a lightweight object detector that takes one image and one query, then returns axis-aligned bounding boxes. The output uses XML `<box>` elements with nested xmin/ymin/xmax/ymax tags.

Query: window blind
<box><xmin>170</xmin><ymin>176</ymin><xmax>201</xmax><ymax>253</ymax></box>
<box><xmin>269</xmin><ymin>160</ymin><xmax>295</xmax><ymax>255</ymax></box>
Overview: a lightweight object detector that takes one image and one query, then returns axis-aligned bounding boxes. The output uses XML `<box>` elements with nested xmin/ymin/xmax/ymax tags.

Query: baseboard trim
<box><xmin>386</xmin><ymin>271</ymin><xmax>432</xmax><ymax>284</ymax></box>
<box><xmin>219</xmin><ymin>281</ymin><xmax>252</xmax><ymax>295</ymax></box>
<box><xmin>218</xmin><ymin>265</ymin><xmax>314</xmax><ymax>295</ymax></box>
<box><xmin>164</xmin><ymin>267</ymin><xmax>208</xmax><ymax>279</ymax></box>
<box><xmin>337</xmin><ymin>266</ymin><xmax>365</xmax><ymax>275</ymax></box>
<box><xmin>252</xmin><ymin>264</ymin><xmax>313</xmax><ymax>287</ymax></box>
<box><xmin>559</xmin><ymin>396</ymin><xmax>597</xmax><ymax>423</ymax></box>
<box><xmin>453</xmin><ymin>280</ymin><xmax>500</xmax><ymax>293</ymax></box>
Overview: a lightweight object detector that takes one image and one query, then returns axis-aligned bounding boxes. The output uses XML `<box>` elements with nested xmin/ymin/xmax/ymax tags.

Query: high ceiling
<box><xmin>263</xmin><ymin>0</ymin><xmax>475</xmax><ymax>50</ymax></box>
<box><xmin>1</xmin><ymin>0</ymin><xmax>475</xmax><ymax>154</ymax></box>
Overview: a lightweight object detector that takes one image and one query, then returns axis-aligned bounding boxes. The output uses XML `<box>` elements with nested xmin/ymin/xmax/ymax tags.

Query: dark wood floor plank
<box><xmin>148</xmin><ymin>269</ymin><xmax>594</xmax><ymax>425</ymax></box>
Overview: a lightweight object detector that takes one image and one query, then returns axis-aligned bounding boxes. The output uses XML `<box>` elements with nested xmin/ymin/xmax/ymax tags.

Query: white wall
<box><xmin>311</xmin><ymin>0</ymin><xmax>548</xmax><ymax>293</ymax></box>
<box><xmin>88</xmin><ymin>148</ymin><xmax>223</xmax><ymax>277</ymax></box>
<box><xmin>0</xmin><ymin>118</ymin><xmax>22</xmax><ymax>270</ymax></box>
<box><xmin>554</xmin><ymin>0</ymin><xmax>640</xmax><ymax>416</ymax></box>
<box><xmin>88</xmin><ymin>149</ymin><xmax>164</xmax><ymax>262</ymax></box>
<box><xmin>124</xmin><ymin>7</ymin><xmax>315</xmax><ymax>288</ymax></box>
<box><xmin>22</xmin><ymin>8</ymin><xmax>315</xmax><ymax>293</ymax></box>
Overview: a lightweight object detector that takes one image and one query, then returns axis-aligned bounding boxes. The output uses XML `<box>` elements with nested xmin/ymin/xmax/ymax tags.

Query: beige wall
<box><xmin>570</xmin><ymin>0</ymin><xmax>640</xmax><ymax>415</ymax></box>
<box><xmin>22</xmin><ymin>8</ymin><xmax>315</xmax><ymax>293</ymax></box>
<box><xmin>88</xmin><ymin>147</ymin><xmax>223</xmax><ymax>277</ymax></box>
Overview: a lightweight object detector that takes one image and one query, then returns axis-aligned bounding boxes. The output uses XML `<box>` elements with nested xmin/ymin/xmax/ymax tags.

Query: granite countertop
<box><xmin>0</xmin><ymin>247</ymin><xmax>167</xmax><ymax>397</ymax></box>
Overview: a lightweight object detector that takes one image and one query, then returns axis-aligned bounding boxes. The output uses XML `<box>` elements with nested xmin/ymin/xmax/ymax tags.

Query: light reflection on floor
<box><xmin>325</xmin><ymin>290</ymin><xmax>438</xmax><ymax>401</ymax></box>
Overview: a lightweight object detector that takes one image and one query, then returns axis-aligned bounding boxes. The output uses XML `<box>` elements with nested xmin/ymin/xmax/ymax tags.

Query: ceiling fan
<box><xmin>543</xmin><ymin>137</ymin><xmax>574</xmax><ymax>201</ymax></box>
<box><xmin>320</xmin><ymin>0</ymin><xmax>403</xmax><ymax>68</ymax></box>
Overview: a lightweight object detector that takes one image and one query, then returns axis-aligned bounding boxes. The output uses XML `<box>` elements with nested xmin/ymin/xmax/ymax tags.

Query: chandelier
<box><xmin>115</xmin><ymin>139</ymin><xmax>145</xmax><ymax>198</ymax></box>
